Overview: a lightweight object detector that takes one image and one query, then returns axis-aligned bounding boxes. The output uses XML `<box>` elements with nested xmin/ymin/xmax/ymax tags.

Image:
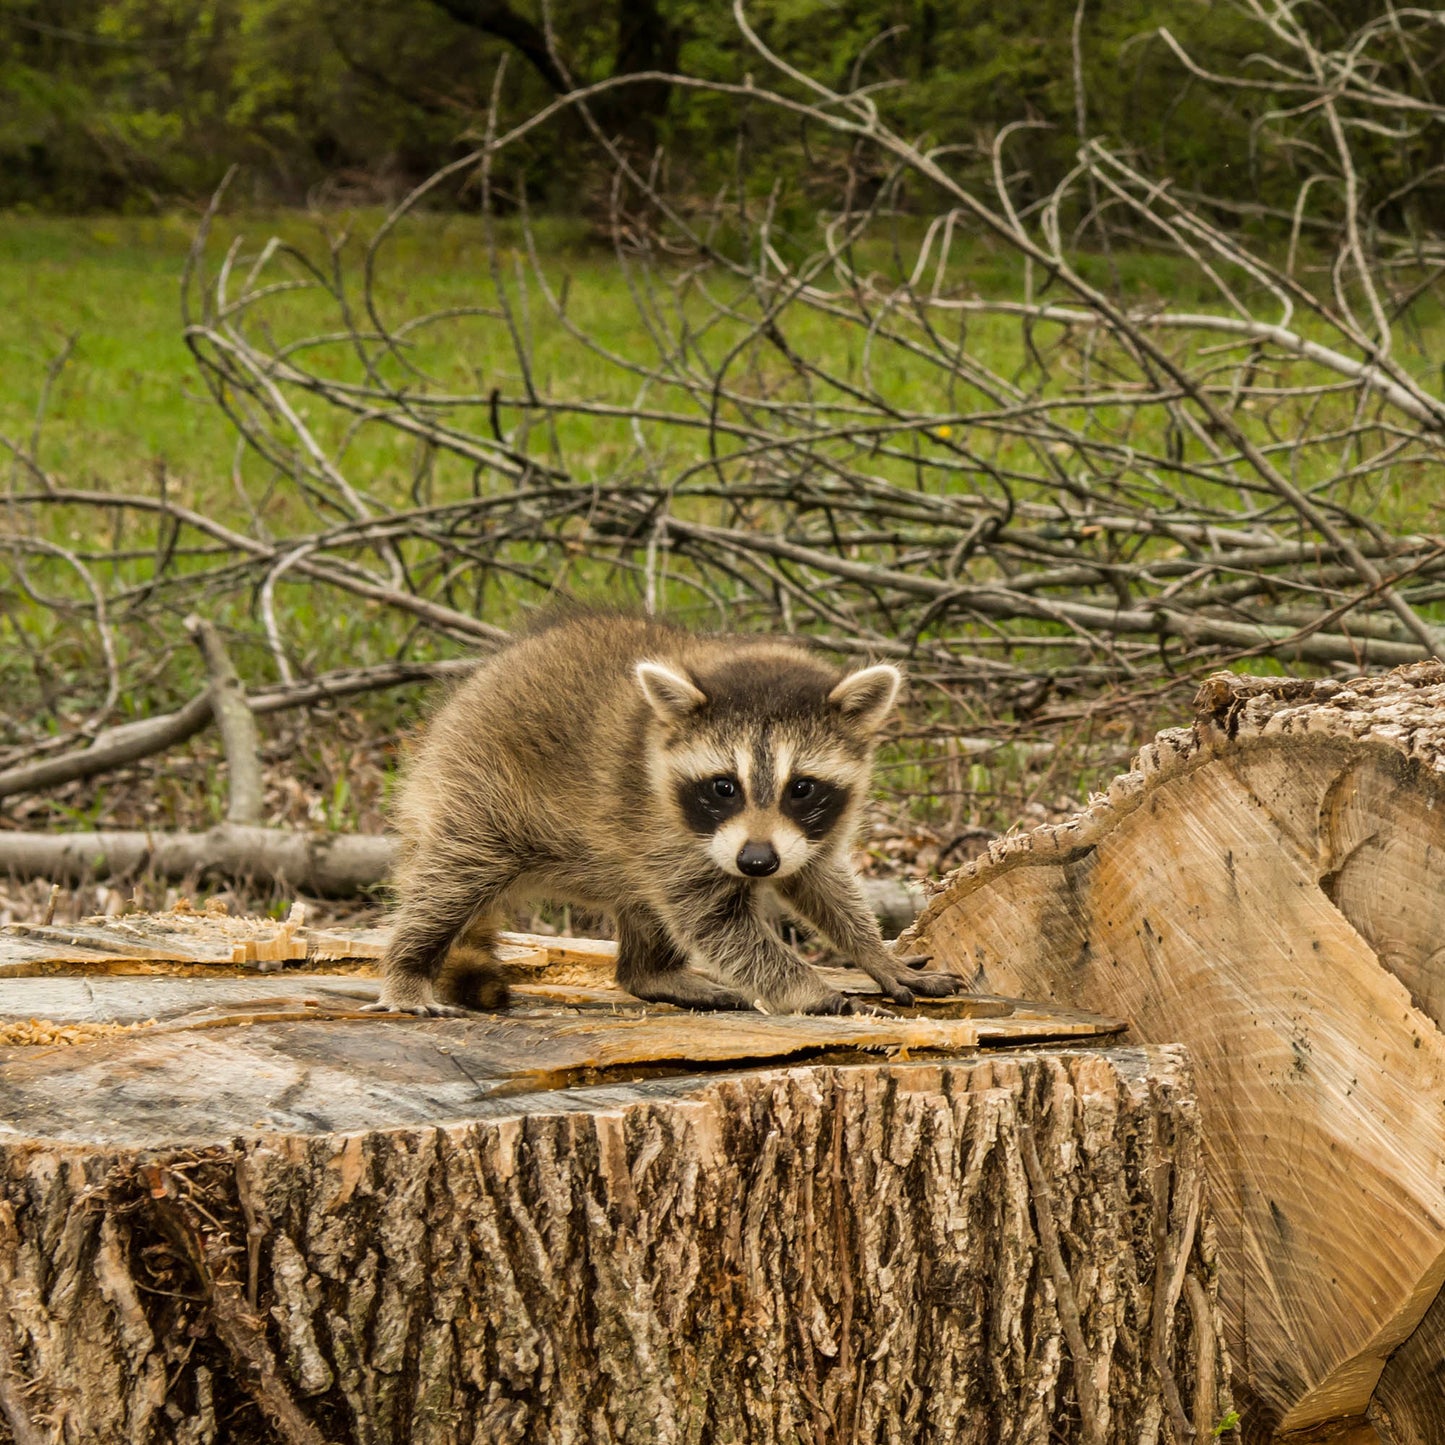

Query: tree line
<box><xmin>4</xmin><ymin>0</ymin><xmax>1430</xmax><ymax>225</ymax></box>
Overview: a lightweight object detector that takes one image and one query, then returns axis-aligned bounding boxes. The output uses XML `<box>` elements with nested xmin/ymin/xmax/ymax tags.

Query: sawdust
<box><xmin>0</xmin><ymin>1017</ymin><xmax>157</xmax><ymax>1048</ymax></box>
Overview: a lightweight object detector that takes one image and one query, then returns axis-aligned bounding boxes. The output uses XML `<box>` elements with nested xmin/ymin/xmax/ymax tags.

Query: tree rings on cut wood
<box><xmin>0</xmin><ymin>912</ymin><xmax>1227</xmax><ymax>1443</ymax></box>
<box><xmin>907</xmin><ymin>663</ymin><xmax>1445</xmax><ymax>1442</ymax></box>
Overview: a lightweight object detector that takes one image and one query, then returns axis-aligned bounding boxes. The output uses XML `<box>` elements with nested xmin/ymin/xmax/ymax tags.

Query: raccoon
<box><xmin>374</xmin><ymin>614</ymin><xmax>963</xmax><ymax>1016</ymax></box>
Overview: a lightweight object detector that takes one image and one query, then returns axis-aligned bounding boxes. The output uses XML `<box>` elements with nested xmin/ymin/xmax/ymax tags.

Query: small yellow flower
<box><xmin>934</xmin><ymin>424</ymin><xmax>953</xmax><ymax>439</ymax></box>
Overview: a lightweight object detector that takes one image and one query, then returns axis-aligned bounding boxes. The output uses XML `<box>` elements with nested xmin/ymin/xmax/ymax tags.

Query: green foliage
<box><xmin>664</xmin><ymin>0</ymin><xmax>1274</xmax><ymax>210</ymax></box>
<box><xmin>0</xmin><ymin>0</ymin><xmax>1420</xmax><ymax>223</ymax></box>
<box><xmin>0</xmin><ymin>0</ymin><xmax>509</xmax><ymax>210</ymax></box>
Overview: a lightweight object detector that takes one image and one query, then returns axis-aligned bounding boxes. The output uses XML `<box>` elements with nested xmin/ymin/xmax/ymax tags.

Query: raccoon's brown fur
<box><xmin>375</xmin><ymin>614</ymin><xmax>962</xmax><ymax>1015</ymax></box>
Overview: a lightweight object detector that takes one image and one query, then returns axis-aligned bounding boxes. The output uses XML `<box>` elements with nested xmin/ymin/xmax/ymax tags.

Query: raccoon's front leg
<box><xmin>661</xmin><ymin>883</ymin><xmax>857</xmax><ymax>1015</ymax></box>
<box><xmin>778</xmin><ymin>861</ymin><xmax>963</xmax><ymax>1005</ymax></box>
<box><xmin>614</xmin><ymin>906</ymin><xmax>752</xmax><ymax>1011</ymax></box>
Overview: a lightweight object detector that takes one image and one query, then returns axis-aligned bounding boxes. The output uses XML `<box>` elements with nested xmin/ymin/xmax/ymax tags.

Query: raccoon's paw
<box><xmin>799</xmin><ymin>990</ymin><xmax>863</xmax><ymax>1017</ymax></box>
<box><xmin>875</xmin><ymin>978</ymin><xmax>918</xmax><ymax>1006</ymax></box>
<box><xmin>363</xmin><ymin>978</ymin><xmax>469</xmax><ymax>1018</ymax></box>
<box><xmin>688</xmin><ymin>989</ymin><xmax>754</xmax><ymax>1012</ymax></box>
<box><xmin>625</xmin><ymin>975</ymin><xmax>753</xmax><ymax>1012</ymax></box>
<box><xmin>870</xmin><ymin>973</ymin><xmax>962</xmax><ymax>1004</ymax></box>
<box><xmin>361</xmin><ymin>999</ymin><xmax>470</xmax><ymax>1018</ymax></box>
<box><xmin>899</xmin><ymin>969</ymin><xmax>965</xmax><ymax>999</ymax></box>
<box><xmin>874</xmin><ymin>945</ymin><xmax>963</xmax><ymax>1000</ymax></box>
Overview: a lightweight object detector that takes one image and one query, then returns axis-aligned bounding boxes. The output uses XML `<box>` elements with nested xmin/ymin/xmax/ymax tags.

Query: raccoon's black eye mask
<box><xmin>780</xmin><ymin>776</ymin><xmax>850</xmax><ymax>840</ymax></box>
<box><xmin>676</xmin><ymin>774</ymin><xmax>745</xmax><ymax>834</ymax></box>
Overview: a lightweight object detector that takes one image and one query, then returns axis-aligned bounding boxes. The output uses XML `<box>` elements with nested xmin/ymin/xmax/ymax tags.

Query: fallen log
<box><xmin>0</xmin><ymin>912</ymin><xmax>1227</xmax><ymax>1444</ymax></box>
<box><xmin>0</xmin><ymin>824</ymin><xmax>396</xmax><ymax>898</ymax></box>
<box><xmin>906</xmin><ymin>662</ymin><xmax>1445</xmax><ymax>1442</ymax></box>
<box><xmin>0</xmin><ymin>830</ymin><xmax>925</xmax><ymax>932</ymax></box>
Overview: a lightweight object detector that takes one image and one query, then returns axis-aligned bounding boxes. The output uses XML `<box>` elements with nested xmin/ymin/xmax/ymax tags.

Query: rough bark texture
<box><xmin>0</xmin><ymin>1046</ymin><xmax>1227</xmax><ymax>1445</ymax></box>
<box><xmin>905</xmin><ymin>663</ymin><xmax>1445</xmax><ymax>1442</ymax></box>
<box><xmin>1370</xmin><ymin>1283</ymin><xmax>1445</xmax><ymax>1445</ymax></box>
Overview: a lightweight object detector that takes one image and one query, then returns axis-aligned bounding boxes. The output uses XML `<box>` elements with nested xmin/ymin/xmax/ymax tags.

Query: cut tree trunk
<box><xmin>905</xmin><ymin>662</ymin><xmax>1445</xmax><ymax>1443</ymax></box>
<box><xmin>0</xmin><ymin>912</ymin><xmax>1228</xmax><ymax>1444</ymax></box>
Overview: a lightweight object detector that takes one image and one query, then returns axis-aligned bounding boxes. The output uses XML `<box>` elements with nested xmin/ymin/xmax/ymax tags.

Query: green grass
<box><xmin>0</xmin><ymin>207</ymin><xmax>1272</xmax><ymax>503</ymax></box>
<box><xmin>0</xmin><ymin>213</ymin><xmax>227</xmax><ymax>486</ymax></box>
<box><xmin>0</xmin><ymin>209</ymin><xmax>608</xmax><ymax>496</ymax></box>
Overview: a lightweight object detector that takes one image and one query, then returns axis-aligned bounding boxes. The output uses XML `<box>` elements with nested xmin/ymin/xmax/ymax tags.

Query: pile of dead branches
<box><xmin>4</xmin><ymin>0</ymin><xmax>1445</xmax><ymax>895</ymax></box>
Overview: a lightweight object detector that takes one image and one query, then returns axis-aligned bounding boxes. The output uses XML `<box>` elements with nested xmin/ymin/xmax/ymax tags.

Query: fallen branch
<box><xmin>0</xmin><ymin>825</ymin><xmax>923</xmax><ymax>927</ymax></box>
<box><xmin>185</xmin><ymin>614</ymin><xmax>263</xmax><ymax>827</ymax></box>
<box><xmin>0</xmin><ymin>659</ymin><xmax>479</xmax><ymax>803</ymax></box>
<box><xmin>0</xmin><ymin>690</ymin><xmax>216</xmax><ymax>802</ymax></box>
<box><xmin>0</xmin><ymin>825</ymin><xmax>394</xmax><ymax>898</ymax></box>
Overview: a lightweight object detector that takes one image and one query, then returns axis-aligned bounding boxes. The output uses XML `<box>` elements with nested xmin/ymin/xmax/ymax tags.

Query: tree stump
<box><xmin>0</xmin><ymin>915</ymin><xmax>1228</xmax><ymax>1444</ymax></box>
<box><xmin>906</xmin><ymin>664</ymin><xmax>1445</xmax><ymax>1442</ymax></box>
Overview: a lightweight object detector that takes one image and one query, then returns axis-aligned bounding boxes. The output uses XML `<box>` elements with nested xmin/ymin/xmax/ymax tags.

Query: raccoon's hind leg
<box><xmin>614</xmin><ymin>905</ymin><xmax>752</xmax><ymax>1011</ymax></box>
<box><xmin>372</xmin><ymin>856</ymin><xmax>512</xmax><ymax>1016</ymax></box>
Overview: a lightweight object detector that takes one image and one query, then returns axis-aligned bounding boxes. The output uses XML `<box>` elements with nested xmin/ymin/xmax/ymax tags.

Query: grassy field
<box><xmin>0</xmin><ymin>210</ymin><xmax>609</xmax><ymax>495</ymax></box>
<box><xmin>0</xmin><ymin>207</ymin><xmax>1264</xmax><ymax>508</ymax></box>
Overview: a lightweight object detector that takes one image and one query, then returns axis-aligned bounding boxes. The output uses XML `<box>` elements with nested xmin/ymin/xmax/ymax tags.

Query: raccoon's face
<box><xmin>636</xmin><ymin>653</ymin><xmax>902</xmax><ymax>881</ymax></box>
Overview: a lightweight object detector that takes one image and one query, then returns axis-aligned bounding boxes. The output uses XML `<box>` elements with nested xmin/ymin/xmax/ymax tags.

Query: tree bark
<box><xmin>0</xmin><ymin>1040</ymin><xmax>1226</xmax><ymax>1445</ymax></box>
<box><xmin>905</xmin><ymin>662</ymin><xmax>1445</xmax><ymax>1442</ymax></box>
<box><xmin>0</xmin><ymin>913</ymin><xmax>1221</xmax><ymax>1443</ymax></box>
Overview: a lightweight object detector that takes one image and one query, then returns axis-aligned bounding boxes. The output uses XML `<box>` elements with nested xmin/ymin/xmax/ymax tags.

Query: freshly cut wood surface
<box><xmin>0</xmin><ymin>901</ymin><xmax>559</xmax><ymax>973</ymax></box>
<box><xmin>0</xmin><ymin>997</ymin><xmax>1123</xmax><ymax>1147</ymax></box>
<box><xmin>0</xmin><ymin>899</ymin><xmax>316</xmax><ymax>969</ymax></box>
<box><xmin>0</xmin><ymin>907</ymin><xmax>1122</xmax><ymax>1146</ymax></box>
<box><xmin>0</xmin><ymin>978</ymin><xmax>1120</xmax><ymax>1149</ymax></box>
<box><xmin>906</xmin><ymin>663</ymin><xmax>1445</xmax><ymax>1441</ymax></box>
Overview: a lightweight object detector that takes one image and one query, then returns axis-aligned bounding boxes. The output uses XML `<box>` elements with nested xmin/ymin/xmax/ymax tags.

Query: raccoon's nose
<box><xmin>737</xmin><ymin>841</ymin><xmax>780</xmax><ymax>877</ymax></box>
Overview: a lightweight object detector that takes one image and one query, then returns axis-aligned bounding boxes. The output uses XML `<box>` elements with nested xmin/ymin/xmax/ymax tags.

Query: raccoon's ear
<box><xmin>828</xmin><ymin>664</ymin><xmax>902</xmax><ymax>733</ymax></box>
<box><xmin>636</xmin><ymin>661</ymin><xmax>708</xmax><ymax>725</ymax></box>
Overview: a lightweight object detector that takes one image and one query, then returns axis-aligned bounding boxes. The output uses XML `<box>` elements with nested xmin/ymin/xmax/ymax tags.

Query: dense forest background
<box><xmin>4</xmin><ymin>0</ymin><xmax>1437</xmax><ymax>225</ymax></box>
